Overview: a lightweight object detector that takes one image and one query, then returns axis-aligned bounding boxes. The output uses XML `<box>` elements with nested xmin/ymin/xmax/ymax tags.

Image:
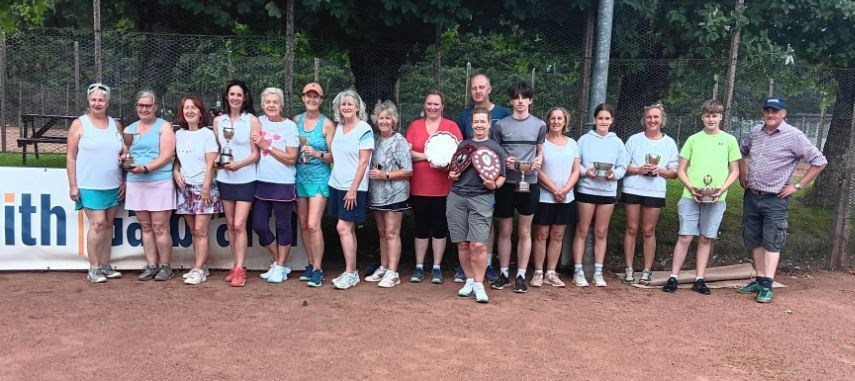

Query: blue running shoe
<box><xmin>431</xmin><ymin>267</ymin><xmax>443</xmax><ymax>284</ymax></box>
<box><xmin>299</xmin><ymin>264</ymin><xmax>314</xmax><ymax>281</ymax></box>
<box><xmin>485</xmin><ymin>265</ymin><xmax>499</xmax><ymax>283</ymax></box>
<box><xmin>410</xmin><ymin>267</ymin><xmax>425</xmax><ymax>283</ymax></box>
<box><xmin>453</xmin><ymin>266</ymin><xmax>466</xmax><ymax>283</ymax></box>
<box><xmin>307</xmin><ymin>269</ymin><xmax>324</xmax><ymax>287</ymax></box>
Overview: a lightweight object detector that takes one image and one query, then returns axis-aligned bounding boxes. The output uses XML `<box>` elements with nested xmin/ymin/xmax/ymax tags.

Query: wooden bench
<box><xmin>17</xmin><ymin>114</ymin><xmax>77</xmax><ymax>164</ymax></box>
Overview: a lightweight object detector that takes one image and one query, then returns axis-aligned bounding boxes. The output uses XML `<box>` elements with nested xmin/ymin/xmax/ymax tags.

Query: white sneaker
<box><xmin>334</xmin><ymin>272</ymin><xmax>360</xmax><ymax>289</ymax></box>
<box><xmin>593</xmin><ymin>272</ymin><xmax>607</xmax><ymax>287</ymax></box>
<box><xmin>378</xmin><ymin>271</ymin><xmax>400</xmax><ymax>288</ymax></box>
<box><xmin>640</xmin><ymin>269</ymin><xmax>653</xmax><ymax>283</ymax></box>
<box><xmin>473</xmin><ymin>282</ymin><xmax>489</xmax><ymax>303</ymax></box>
<box><xmin>365</xmin><ymin>267</ymin><xmax>387</xmax><ymax>282</ymax></box>
<box><xmin>458</xmin><ymin>279</ymin><xmax>475</xmax><ymax>296</ymax></box>
<box><xmin>183</xmin><ymin>265</ymin><xmax>209</xmax><ymax>279</ymax></box>
<box><xmin>184</xmin><ymin>267</ymin><xmax>207</xmax><ymax>285</ymax></box>
<box><xmin>623</xmin><ymin>267</ymin><xmax>635</xmax><ymax>283</ymax></box>
<box><xmin>573</xmin><ymin>271</ymin><xmax>589</xmax><ymax>287</ymax></box>
<box><xmin>267</xmin><ymin>264</ymin><xmax>287</xmax><ymax>283</ymax></box>
<box><xmin>260</xmin><ymin>262</ymin><xmax>276</xmax><ymax>279</ymax></box>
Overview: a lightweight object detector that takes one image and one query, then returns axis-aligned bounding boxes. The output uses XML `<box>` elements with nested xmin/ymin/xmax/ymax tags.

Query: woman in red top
<box><xmin>405</xmin><ymin>90</ymin><xmax>462</xmax><ymax>284</ymax></box>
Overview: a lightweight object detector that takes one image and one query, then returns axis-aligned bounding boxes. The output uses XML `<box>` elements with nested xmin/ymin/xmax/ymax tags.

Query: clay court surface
<box><xmin>0</xmin><ymin>269</ymin><xmax>852</xmax><ymax>380</ymax></box>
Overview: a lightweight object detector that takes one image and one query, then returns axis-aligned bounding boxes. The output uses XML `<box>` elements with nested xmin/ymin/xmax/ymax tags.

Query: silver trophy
<box><xmin>299</xmin><ymin>136</ymin><xmax>309</xmax><ymax>163</ymax></box>
<box><xmin>696</xmin><ymin>174</ymin><xmax>720</xmax><ymax>203</ymax></box>
<box><xmin>516</xmin><ymin>160</ymin><xmax>532</xmax><ymax>192</ymax></box>
<box><xmin>120</xmin><ymin>132</ymin><xmax>140</xmax><ymax>170</ymax></box>
<box><xmin>217</xmin><ymin>125</ymin><xmax>235</xmax><ymax>167</ymax></box>
<box><xmin>644</xmin><ymin>153</ymin><xmax>661</xmax><ymax>176</ymax></box>
<box><xmin>593</xmin><ymin>161</ymin><xmax>613</xmax><ymax>178</ymax></box>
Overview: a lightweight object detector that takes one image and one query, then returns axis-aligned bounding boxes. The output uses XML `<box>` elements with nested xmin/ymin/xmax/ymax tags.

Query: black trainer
<box><xmin>662</xmin><ymin>277</ymin><xmax>678</xmax><ymax>293</ymax></box>
<box><xmin>490</xmin><ymin>273</ymin><xmax>509</xmax><ymax>290</ymax></box>
<box><xmin>513</xmin><ymin>275</ymin><xmax>528</xmax><ymax>293</ymax></box>
<box><xmin>691</xmin><ymin>278</ymin><xmax>711</xmax><ymax>295</ymax></box>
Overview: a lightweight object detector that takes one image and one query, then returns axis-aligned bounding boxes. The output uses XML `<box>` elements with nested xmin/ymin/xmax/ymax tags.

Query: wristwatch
<box><xmin>794</xmin><ymin>183</ymin><xmax>802</xmax><ymax>190</ymax></box>
<box><xmin>266</xmin><ymin>146</ymin><xmax>273</xmax><ymax>153</ymax></box>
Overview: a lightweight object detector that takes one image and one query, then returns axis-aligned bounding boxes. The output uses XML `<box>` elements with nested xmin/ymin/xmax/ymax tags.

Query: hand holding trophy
<box><xmin>217</xmin><ymin>125</ymin><xmax>235</xmax><ymax>167</ymax></box>
<box><xmin>644</xmin><ymin>153</ymin><xmax>661</xmax><ymax>176</ymax></box>
<box><xmin>299</xmin><ymin>136</ymin><xmax>309</xmax><ymax>163</ymax></box>
<box><xmin>120</xmin><ymin>132</ymin><xmax>140</xmax><ymax>170</ymax></box>
<box><xmin>695</xmin><ymin>174</ymin><xmax>720</xmax><ymax>203</ymax></box>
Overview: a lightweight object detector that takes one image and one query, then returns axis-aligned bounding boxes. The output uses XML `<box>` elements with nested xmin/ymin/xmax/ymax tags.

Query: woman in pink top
<box><xmin>404</xmin><ymin>90</ymin><xmax>462</xmax><ymax>284</ymax></box>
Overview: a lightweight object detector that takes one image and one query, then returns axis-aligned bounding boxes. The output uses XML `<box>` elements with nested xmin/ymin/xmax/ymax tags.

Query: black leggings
<box><xmin>410</xmin><ymin>195</ymin><xmax>448</xmax><ymax>239</ymax></box>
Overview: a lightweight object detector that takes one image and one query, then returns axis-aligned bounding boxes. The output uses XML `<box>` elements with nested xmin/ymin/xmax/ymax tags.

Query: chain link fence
<box><xmin>1</xmin><ymin>25</ymin><xmax>852</xmax><ymax>270</ymax></box>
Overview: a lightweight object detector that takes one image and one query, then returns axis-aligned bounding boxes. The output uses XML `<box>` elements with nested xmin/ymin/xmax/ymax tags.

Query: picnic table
<box><xmin>17</xmin><ymin>114</ymin><xmax>77</xmax><ymax>164</ymax></box>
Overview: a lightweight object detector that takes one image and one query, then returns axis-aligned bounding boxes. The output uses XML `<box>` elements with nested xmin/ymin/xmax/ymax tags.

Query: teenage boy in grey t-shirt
<box><xmin>489</xmin><ymin>81</ymin><xmax>546</xmax><ymax>293</ymax></box>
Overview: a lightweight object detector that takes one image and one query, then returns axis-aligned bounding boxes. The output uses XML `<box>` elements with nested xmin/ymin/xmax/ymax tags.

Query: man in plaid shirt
<box><xmin>737</xmin><ymin>97</ymin><xmax>827</xmax><ymax>303</ymax></box>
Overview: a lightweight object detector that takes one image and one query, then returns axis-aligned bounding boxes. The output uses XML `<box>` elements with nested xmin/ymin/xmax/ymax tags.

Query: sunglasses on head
<box><xmin>87</xmin><ymin>83</ymin><xmax>110</xmax><ymax>94</ymax></box>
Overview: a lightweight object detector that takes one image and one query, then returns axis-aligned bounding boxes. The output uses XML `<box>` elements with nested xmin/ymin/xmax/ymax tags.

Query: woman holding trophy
<box><xmin>293</xmin><ymin>82</ymin><xmax>335</xmax><ymax>287</ymax></box>
<box><xmin>620</xmin><ymin>103</ymin><xmax>679</xmax><ymax>284</ymax></box>
<box><xmin>66</xmin><ymin>83</ymin><xmax>125</xmax><ymax>283</ymax></box>
<box><xmin>214</xmin><ymin>80</ymin><xmax>261</xmax><ymax>287</ymax></box>
<box><xmin>124</xmin><ymin>90</ymin><xmax>177</xmax><ymax>281</ymax></box>
<box><xmin>571</xmin><ymin>103</ymin><xmax>628</xmax><ymax>288</ymax></box>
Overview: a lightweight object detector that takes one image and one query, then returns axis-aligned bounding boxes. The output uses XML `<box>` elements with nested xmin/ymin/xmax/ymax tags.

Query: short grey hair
<box><xmin>371</xmin><ymin>100</ymin><xmax>399</xmax><ymax>127</ymax></box>
<box><xmin>332</xmin><ymin>89</ymin><xmax>367</xmax><ymax>122</ymax></box>
<box><xmin>135</xmin><ymin>89</ymin><xmax>157</xmax><ymax>105</ymax></box>
<box><xmin>260</xmin><ymin>87</ymin><xmax>285</xmax><ymax>106</ymax></box>
<box><xmin>87</xmin><ymin>83</ymin><xmax>111</xmax><ymax>102</ymax></box>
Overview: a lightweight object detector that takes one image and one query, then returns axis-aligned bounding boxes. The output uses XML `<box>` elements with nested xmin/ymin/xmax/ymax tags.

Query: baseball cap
<box><xmin>302</xmin><ymin>82</ymin><xmax>324</xmax><ymax>97</ymax></box>
<box><xmin>763</xmin><ymin>97</ymin><xmax>786</xmax><ymax>110</ymax></box>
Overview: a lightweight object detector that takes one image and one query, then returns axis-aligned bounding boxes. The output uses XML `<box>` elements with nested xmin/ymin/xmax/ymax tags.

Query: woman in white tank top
<box><xmin>66</xmin><ymin>83</ymin><xmax>124</xmax><ymax>284</ymax></box>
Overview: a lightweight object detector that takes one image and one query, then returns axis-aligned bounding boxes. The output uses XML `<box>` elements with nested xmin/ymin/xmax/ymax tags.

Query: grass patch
<box><xmin>0</xmin><ymin>152</ymin><xmax>66</xmax><ymax>168</ymax></box>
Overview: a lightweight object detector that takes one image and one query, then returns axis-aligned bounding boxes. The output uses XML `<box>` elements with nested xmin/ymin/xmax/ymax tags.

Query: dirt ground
<box><xmin>0</xmin><ymin>269</ymin><xmax>852</xmax><ymax>380</ymax></box>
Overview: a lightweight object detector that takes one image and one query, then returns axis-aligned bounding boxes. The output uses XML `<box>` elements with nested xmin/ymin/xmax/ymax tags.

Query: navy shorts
<box><xmin>327</xmin><ymin>186</ymin><xmax>368</xmax><ymax>223</ymax></box>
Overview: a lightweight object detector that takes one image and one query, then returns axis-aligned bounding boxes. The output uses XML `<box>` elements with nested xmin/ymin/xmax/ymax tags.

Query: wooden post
<box><xmin>723</xmin><ymin>0</ymin><xmax>743</xmax><ymax>131</ymax></box>
<box><xmin>531</xmin><ymin>68</ymin><xmax>536</xmax><ymax>92</ymax></box>
<box><xmin>394</xmin><ymin>78</ymin><xmax>401</xmax><ymax>128</ymax></box>
<box><xmin>314</xmin><ymin>58</ymin><xmax>319</xmax><ymax>82</ymax></box>
<box><xmin>93</xmin><ymin>0</ymin><xmax>103</xmax><ymax>82</ymax></box>
<box><xmin>283</xmin><ymin>0</ymin><xmax>295</xmax><ymax>116</ymax></box>
<box><xmin>464</xmin><ymin>62</ymin><xmax>471</xmax><ymax>107</ymax></box>
<box><xmin>577</xmin><ymin>4</ymin><xmax>595</xmax><ymax>137</ymax></box>
<box><xmin>712</xmin><ymin>74</ymin><xmax>719</xmax><ymax>100</ymax></box>
<box><xmin>433</xmin><ymin>23</ymin><xmax>441</xmax><ymax>89</ymax></box>
<box><xmin>816</xmin><ymin>104</ymin><xmax>827</xmax><ymax>150</ymax></box>
<box><xmin>74</xmin><ymin>41</ymin><xmax>81</xmax><ymax>113</ymax></box>
<box><xmin>768</xmin><ymin>78</ymin><xmax>775</xmax><ymax>97</ymax></box>
<box><xmin>829</xmin><ymin>101</ymin><xmax>855</xmax><ymax>270</ymax></box>
<box><xmin>0</xmin><ymin>32</ymin><xmax>6</xmax><ymax>152</ymax></box>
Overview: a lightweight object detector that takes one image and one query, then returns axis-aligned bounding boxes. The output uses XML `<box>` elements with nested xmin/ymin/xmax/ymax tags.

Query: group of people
<box><xmin>66</xmin><ymin>73</ymin><xmax>826</xmax><ymax>304</ymax></box>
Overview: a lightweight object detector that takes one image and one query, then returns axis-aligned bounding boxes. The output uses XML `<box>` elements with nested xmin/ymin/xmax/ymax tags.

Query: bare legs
<box><xmin>336</xmin><ymin>220</ymin><xmax>357</xmax><ymax>272</ymax></box>
<box><xmin>374</xmin><ymin>210</ymin><xmax>403</xmax><ymax>273</ymax></box>
<box><xmin>84</xmin><ymin>206</ymin><xmax>119</xmax><ymax>267</ymax></box>
<box><xmin>573</xmin><ymin>202</ymin><xmax>614</xmax><ymax>265</ymax></box>
<box><xmin>458</xmin><ymin>242</ymin><xmax>488</xmax><ymax>282</ymax></box>
<box><xmin>623</xmin><ymin>204</ymin><xmax>662</xmax><ymax>270</ymax></box>
<box><xmin>182</xmin><ymin>214</ymin><xmax>213</xmax><ymax>269</ymax></box>
<box><xmin>297</xmin><ymin>195</ymin><xmax>327</xmax><ymax>270</ymax></box>
<box><xmin>670</xmin><ymin>235</ymin><xmax>712</xmax><ymax>277</ymax></box>
<box><xmin>135</xmin><ymin>210</ymin><xmax>173</xmax><ymax>266</ymax></box>
<box><xmin>534</xmin><ymin>224</ymin><xmax>567</xmax><ymax>272</ymax></box>
<box><xmin>222</xmin><ymin>200</ymin><xmax>252</xmax><ymax>268</ymax></box>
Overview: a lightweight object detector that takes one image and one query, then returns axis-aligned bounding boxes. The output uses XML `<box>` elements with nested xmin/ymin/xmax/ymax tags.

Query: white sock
<box><xmin>695</xmin><ymin>276</ymin><xmax>704</xmax><ymax>281</ymax></box>
<box><xmin>487</xmin><ymin>253</ymin><xmax>494</xmax><ymax>263</ymax></box>
<box><xmin>432</xmin><ymin>265</ymin><xmax>440</xmax><ymax>270</ymax></box>
<box><xmin>501</xmin><ymin>267</ymin><xmax>509</xmax><ymax>277</ymax></box>
<box><xmin>377</xmin><ymin>266</ymin><xmax>386</xmax><ymax>273</ymax></box>
<box><xmin>643</xmin><ymin>268</ymin><xmax>651</xmax><ymax>273</ymax></box>
<box><xmin>574</xmin><ymin>264</ymin><xmax>583</xmax><ymax>273</ymax></box>
<box><xmin>534</xmin><ymin>269</ymin><xmax>544</xmax><ymax>275</ymax></box>
<box><xmin>416</xmin><ymin>264</ymin><xmax>424</xmax><ymax>270</ymax></box>
<box><xmin>546</xmin><ymin>270</ymin><xmax>556</xmax><ymax>276</ymax></box>
<box><xmin>517</xmin><ymin>268</ymin><xmax>527</xmax><ymax>278</ymax></box>
<box><xmin>594</xmin><ymin>263</ymin><xmax>603</xmax><ymax>274</ymax></box>
<box><xmin>669</xmin><ymin>273</ymin><xmax>679</xmax><ymax>279</ymax></box>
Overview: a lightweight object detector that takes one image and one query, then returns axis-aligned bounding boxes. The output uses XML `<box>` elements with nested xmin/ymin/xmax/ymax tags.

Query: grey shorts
<box><xmin>742</xmin><ymin>190</ymin><xmax>789</xmax><ymax>252</ymax></box>
<box><xmin>677</xmin><ymin>197</ymin><xmax>726</xmax><ymax>239</ymax></box>
<box><xmin>446</xmin><ymin>192</ymin><xmax>494</xmax><ymax>244</ymax></box>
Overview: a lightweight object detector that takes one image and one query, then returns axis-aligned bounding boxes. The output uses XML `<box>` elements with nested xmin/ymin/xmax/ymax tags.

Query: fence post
<box><xmin>723</xmin><ymin>0</ymin><xmax>743</xmax><ymax>131</ymax></box>
<box><xmin>283</xmin><ymin>0</ymin><xmax>295</xmax><ymax>116</ymax></box>
<box><xmin>829</xmin><ymin>101</ymin><xmax>855</xmax><ymax>270</ymax></box>
<box><xmin>577</xmin><ymin>4</ymin><xmax>595</xmax><ymax>137</ymax></box>
<box><xmin>314</xmin><ymin>58</ymin><xmax>319</xmax><ymax>82</ymax></box>
<box><xmin>74</xmin><ymin>41</ymin><xmax>80</xmax><ymax>113</ymax></box>
<box><xmin>464</xmin><ymin>62</ymin><xmax>471</xmax><ymax>107</ymax></box>
<box><xmin>93</xmin><ymin>0</ymin><xmax>103</xmax><ymax>82</ymax></box>
<box><xmin>1</xmin><ymin>31</ymin><xmax>6</xmax><ymax>152</ymax></box>
<box><xmin>816</xmin><ymin>104</ymin><xmax>827</xmax><ymax>150</ymax></box>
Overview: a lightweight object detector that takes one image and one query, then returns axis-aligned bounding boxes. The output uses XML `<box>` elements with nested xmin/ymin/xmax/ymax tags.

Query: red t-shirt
<box><xmin>405</xmin><ymin>118</ymin><xmax>463</xmax><ymax>197</ymax></box>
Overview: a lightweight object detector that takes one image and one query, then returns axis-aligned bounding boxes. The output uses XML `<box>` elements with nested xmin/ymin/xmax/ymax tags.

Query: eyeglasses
<box><xmin>136</xmin><ymin>103</ymin><xmax>154</xmax><ymax>110</ymax></box>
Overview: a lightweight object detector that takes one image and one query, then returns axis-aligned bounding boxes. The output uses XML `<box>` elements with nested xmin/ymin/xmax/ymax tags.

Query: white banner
<box><xmin>1</xmin><ymin>167</ymin><xmax>307</xmax><ymax>271</ymax></box>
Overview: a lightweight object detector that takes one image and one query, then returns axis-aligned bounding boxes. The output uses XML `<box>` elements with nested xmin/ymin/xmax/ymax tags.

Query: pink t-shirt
<box><xmin>405</xmin><ymin>118</ymin><xmax>462</xmax><ymax>197</ymax></box>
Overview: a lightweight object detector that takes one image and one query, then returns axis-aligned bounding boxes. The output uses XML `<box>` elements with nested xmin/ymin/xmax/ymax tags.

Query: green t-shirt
<box><xmin>679</xmin><ymin>129</ymin><xmax>742</xmax><ymax>200</ymax></box>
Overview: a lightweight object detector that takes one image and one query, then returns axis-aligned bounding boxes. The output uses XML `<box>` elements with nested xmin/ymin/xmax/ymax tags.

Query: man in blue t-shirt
<box><xmin>453</xmin><ymin>74</ymin><xmax>512</xmax><ymax>283</ymax></box>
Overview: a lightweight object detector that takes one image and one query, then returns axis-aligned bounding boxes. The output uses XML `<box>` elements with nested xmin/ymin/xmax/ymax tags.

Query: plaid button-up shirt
<box><xmin>740</xmin><ymin>121</ymin><xmax>827</xmax><ymax>193</ymax></box>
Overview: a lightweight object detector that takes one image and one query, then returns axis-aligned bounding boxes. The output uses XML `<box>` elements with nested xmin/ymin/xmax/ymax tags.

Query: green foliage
<box><xmin>1</xmin><ymin>0</ymin><xmax>55</xmax><ymax>32</ymax></box>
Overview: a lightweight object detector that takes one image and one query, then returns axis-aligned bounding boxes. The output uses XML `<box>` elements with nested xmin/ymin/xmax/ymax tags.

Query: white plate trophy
<box><xmin>120</xmin><ymin>132</ymin><xmax>139</xmax><ymax>170</ymax></box>
<box><xmin>644</xmin><ymin>153</ymin><xmax>661</xmax><ymax>176</ymax></box>
<box><xmin>695</xmin><ymin>174</ymin><xmax>720</xmax><ymax>203</ymax></box>
<box><xmin>592</xmin><ymin>161</ymin><xmax>613</xmax><ymax>178</ymax></box>
<box><xmin>217</xmin><ymin>125</ymin><xmax>235</xmax><ymax>167</ymax></box>
<box><xmin>424</xmin><ymin>131</ymin><xmax>459</xmax><ymax>168</ymax></box>
<box><xmin>516</xmin><ymin>160</ymin><xmax>532</xmax><ymax>192</ymax></box>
